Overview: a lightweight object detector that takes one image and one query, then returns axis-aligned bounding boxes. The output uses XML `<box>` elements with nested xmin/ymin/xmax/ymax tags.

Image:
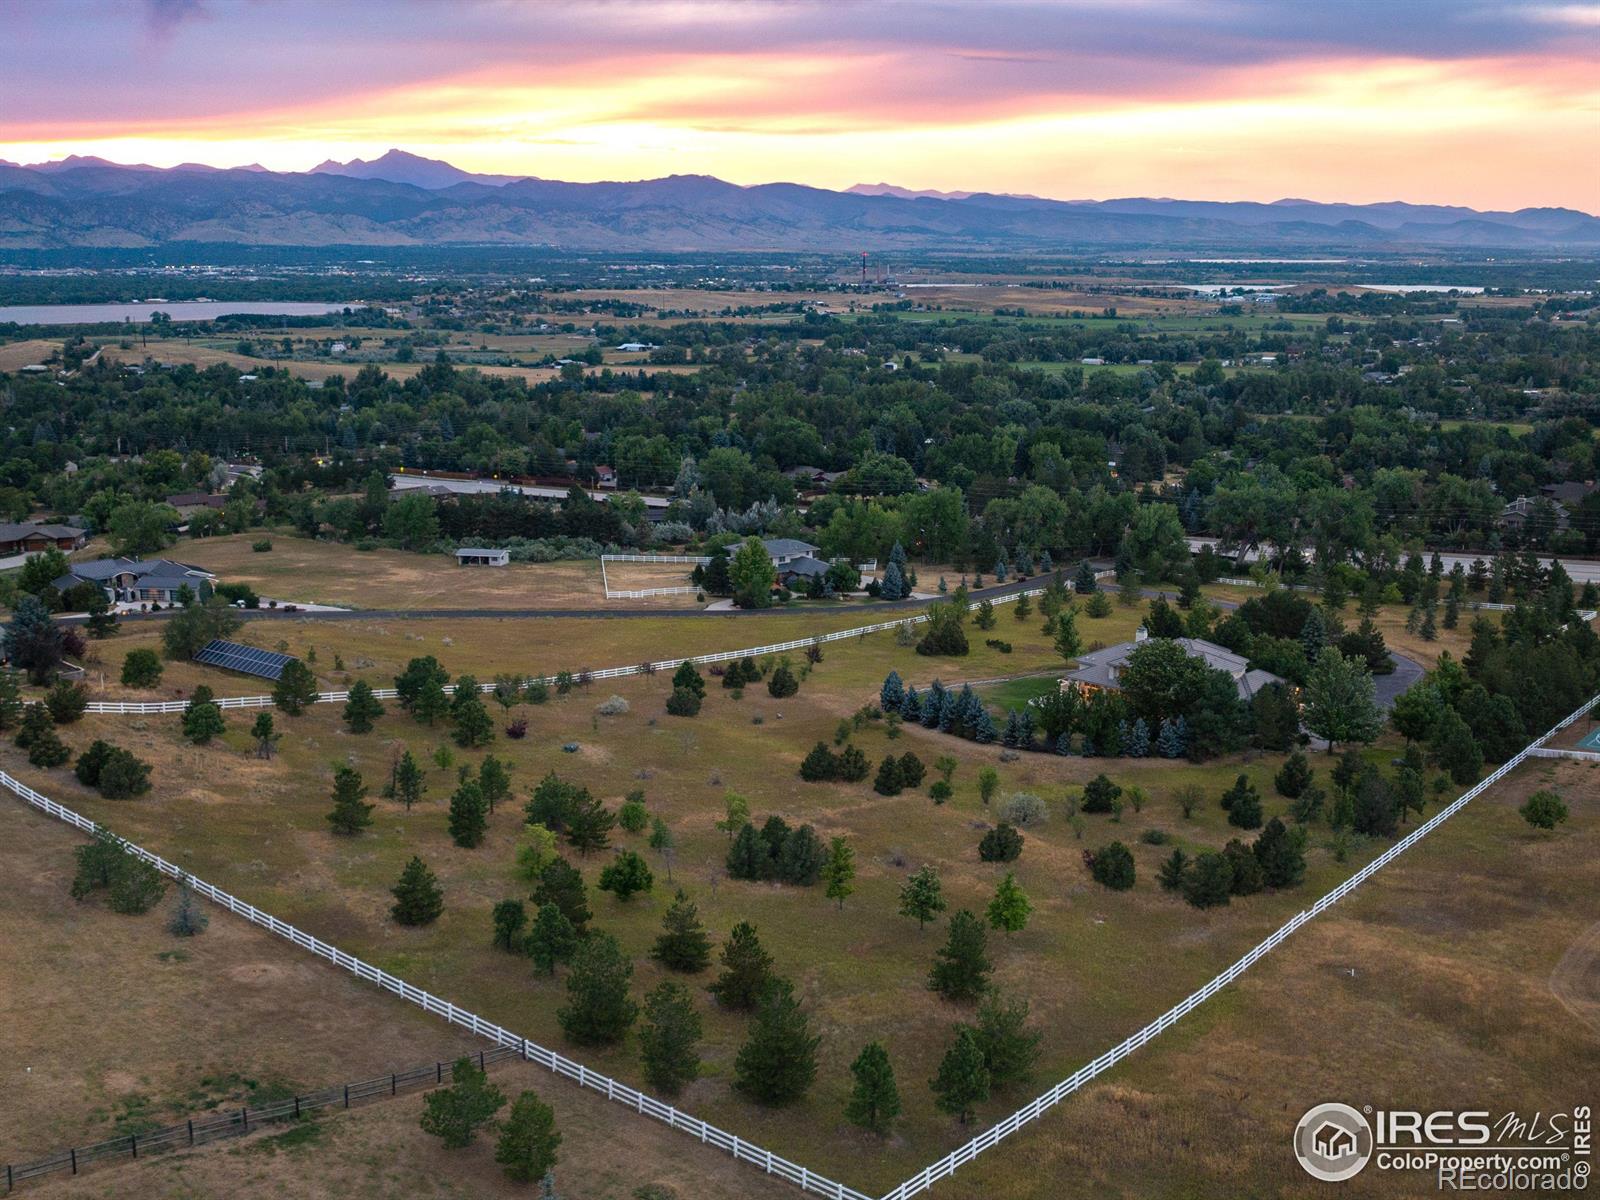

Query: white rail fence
<box><xmin>599</xmin><ymin>553</ymin><xmax>711</xmax><ymax>600</ymax></box>
<box><xmin>1528</xmin><ymin>745</ymin><xmax>1600</xmax><ymax>763</ymax></box>
<box><xmin>85</xmin><ymin>585</ymin><xmax>1054</xmax><ymax>715</ymax></box>
<box><xmin>876</xmin><ymin>690</ymin><xmax>1598</xmax><ymax>1200</ymax></box>
<box><xmin>0</xmin><ymin>771</ymin><xmax>871</xmax><ymax>1200</ymax></box>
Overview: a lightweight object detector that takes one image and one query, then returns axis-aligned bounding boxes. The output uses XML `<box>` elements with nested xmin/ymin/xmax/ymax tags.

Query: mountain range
<box><xmin>1</xmin><ymin>150</ymin><xmax>1595</xmax><ymax>253</ymax></box>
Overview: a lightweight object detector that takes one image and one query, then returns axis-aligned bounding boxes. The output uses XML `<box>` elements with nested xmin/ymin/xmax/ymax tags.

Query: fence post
<box><xmin>391</xmin><ymin>1073</ymin><xmax>396</xmax><ymax>1095</ymax></box>
<box><xmin>242</xmin><ymin>1106</ymin><xmax>248</xmax><ymax>1133</ymax></box>
<box><xmin>188</xmin><ymin>1119</ymin><xmax>194</xmax><ymax>1145</ymax></box>
<box><xmin>436</xmin><ymin>1061</ymin><xmax>442</xmax><ymax>1084</ymax></box>
<box><xmin>294</xmin><ymin>1095</ymin><xmax>300</xmax><ymax>1119</ymax></box>
<box><xmin>70</xmin><ymin>1148</ymin><xmax>76</xmax><ymax>1176</ymax></box>
<box><xmin>131</xmin><ymin>1132</ymin><xmax>138</xmax><ymax>1159</ymax></box>
<box><xmin>344</xmin><ymin>1085</ymin><xmax>349</xmax><ymax>1109</ymax></box>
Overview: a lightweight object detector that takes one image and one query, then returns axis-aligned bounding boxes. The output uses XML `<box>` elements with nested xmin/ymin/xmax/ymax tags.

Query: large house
<box><xmin>53</xmin><ymin>558</ymin><xmax>217</xmax><ymax>606</ymax></box>
<box><xmin>1062</xmin><ymin>629</ymin><xmax>1287</xmax><ymax>702</ymax></box>
<box><xmin>760</xmin><ymin>538</ymin><xmax>832</xmax><ymax>587</ymax></box>
<box><xmin>0</xmin><ymin>522</ymin><xmax>88</xmax><ymax>557</ymax></box>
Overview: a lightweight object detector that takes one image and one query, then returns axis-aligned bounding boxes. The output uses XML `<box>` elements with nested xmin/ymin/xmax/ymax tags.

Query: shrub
<box><xmin>997</xmin><ymin>792</ymin><xmax>1047</xmax><ymax>827</ymax></box>
<box><xmin>120</xmin><ymin>648</ymin><xmax>164</xmax><ymax>689</ymax></box>
<box><xmin>897</xmin><ymin>753</ymin><xmax>926</xmax><ymax>788</ymax></box>
<box><xmin>252</xmin><ymin>538</ymin><xmax>273</xmax><ymax>552</ymax></box>
<box><xmin>1080</xmin><ymin>774</ymin><xmax>1121</xmax><ymax>814</ymax></box>
<box><xmin>873</xmin><ymin>756</ymin><xmax>903</xmax><ymax>796</ymax></box>
<box><xmin>978</xmin><ymin>823</ymin><xmax>1023</xmax><ymax>863</ymax></box>
<box><xmin>665</xmin><ymin>687</ymin><xmax>702</xmax><ymax>717</ymax></box>
<box><xmin>618</xmin><ymin>794</ymin><xmax>649</xmax><ymax>833</ymax></box>
<box><xmin>45</xmin><ymin>680</ymin><xmax>89</xmax><ymax>724</ymax></box>
<box><xmin>983</xmin><ymin>639</ymin><xmax>1013</xmax><ymax>653</ymax></box>
<box><xmin>596</xmin><ymin>694</ymin><xmax>630</xmax><ymax>717</ymax></box>
<box><xmin>1139</xmin><ymin>828</ymin><xmax>1170</xmax><ymax>845</ymax></box>
<box><xmin>766</xmin><ymin>661</ymin><xmax>800</xmax><ymax>698</ymax></box>
<box><xmin>1520</xmin><ymin>789</ymin><xmax>1569</xmax><ymax>831</ymax></box>
<box><xmin>1088</xmin><ymin>841</ymin><xmax>1135</xmax><ymax>890</ymax></box>
<box><xmin>930</xmin><ymin>779</ymin><xmax>953</xmax><ymax>804</ymax></box>
<box><xmin>1274</xmin><ymin>751</ymin><xmax>1313</xmax><ymax>799</ymax></box>
<box><xmin>505</xmin><ymin>718</ymin><xmax>528</xmax><ymax>739</ymax></box>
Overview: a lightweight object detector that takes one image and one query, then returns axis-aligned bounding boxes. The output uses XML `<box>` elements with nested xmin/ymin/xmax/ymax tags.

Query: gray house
<box><xmin>54</xmin><ymin>557</ymin><xmax>217</xmax><ymax>606</ymax></box>
<box><xmin>761</xmin><ymin>538</ymin><xmax>821</xmax><ymax>568</ymax></box>
<box><xmin>1062</xmin><ymin>629</ymin><xmax>1286</xmax><ymax>702</ymax></box>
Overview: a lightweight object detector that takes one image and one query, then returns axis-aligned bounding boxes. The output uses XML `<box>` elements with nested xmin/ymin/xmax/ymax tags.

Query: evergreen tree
<box><xmin>822</xmin><ymin>836</ymin><xmax>856</xmax><ymax>909</ymax></box>
<box><xmin>1089</xmin><ymin>841</ymin><xmax>1136</xmax><ymax>890</ymax></box>
<box><xmin>734</xmin><ymin>979</ymin><xmax>819</xmax><ymax>1105</ymax></box>
<box><xmin>491</xmin><ymin>899</ymin><xmax>528</xmax><ymax>951</ymax></box>
<box><xmin>477</xmin><ymin>754</ymin><xmax>512</xmax><ymax>814</ymax></box>
<box><xmin>557</xmin><ymin>933</ymin><xmax>637</xmax><ymax>1046</ymax></box>
<box><xmin>1073</xmin><ymin>560</ymin><xmax>1098</xmax><ymax>593</ymax></box>
<box><xmin>495</xmin><ymin>1091</ymin><xmax>561</xmax><ymax>1184</ymax></box>
<box><xmin>1430</xmin><ymin>708</ymin><xmax>1484</xmax><ymax>786</ymax></box>
<box><xmin>1274</xmin><ymin>750</ymin><xmax>1313</xmax><ymax>798</ymax></box>
<box><xmin>243</xmin><ymin>710</ymin><xmax>277</xmax><ymax>759</ymax></box>
<box><xmin>978</xmin><ymin>823</ymin><xmax>1024</xmax><ymax>863</ymax></box>
<box><xmin>1221</xmin><ymin>774</ymin><xmax>1263</xmax><ymax>829</ymax></box>
<box><xmin>671</xmin><ymin>659</ymin><xmax>706</xmax><ymax>698</ymax></box>
<box><xmin>1182</xmin><ymin>851</ymin><xmax>1234</xmax><ymax>909</ymax></box>
<box><xmin>343</xmin><ymin>679</ymin><xmax>385</xmax><ymax>733</ymax></box>
<box><xmin>3</xmin><ymin>595</ymin><xmax>65</xmax><ymax>683</ymax></box>
<box><xmin>181</xmin><ymin>691</ymin><xmax>226</xmax><ymax>744</ymax></box>
<box><xmin>898</xmin><ymin>864</ymin><xmax>947</xmax><ymax>930</ymax></box>
<box><xmin>391</xmin><ymin>856</ymin><xmax>444</xmax><ymax>925</ymax></box>
<box><xmin>1155</xmin><ymin>716</ymin><xmax>1187</xmax><ymax>758</ymax></box>
<box><xmin>1157</xmin><ymin>847</ymin><xmax>1190</xmax><ymax>892</ymax></box>
<box><xmin>766</xmin><ymin>660</ymin><xmax>799</xmax><ymax>698</ymax></box>
<box><xmin>899</xmin><ymin>685</ymin><xmax>922</xmax><ymax>723</ymax></box>
<box><xmin>391</xmin><ymin>749</ymin><xmax>425</xmax><ymax>809</ymax></box>
<box><xmin>969</xmin><ymin>992</ymin><xmax>1041</xmax><ymax>1087</ymax></box>
<box><xmin>651</xmin><ymin>889</ymin><xmax>712</xmax><ymax>972</ymax></box>
<box><xmin>0</xmin><ymin>667</ymin><xmax>22</xmax><ymax>732</ymax></box>
<box><xmin>845</xmin><ymin>1042</ymin><xmax>902</xmax><ymax>1134</ymax></box>
<box><xmin>326</xmin><ymin>765</ymin><xmax>374</xmax><ymax>835</ymax></box>
<box><xmin>167</xmin><ymin>883</ymin><xmax>209</xmax><ymax>937</ymax></box>
<box><xmin>448</xmin><ymin>779</ymin><xmax>489</xmax><ymax>848</ymax></box>
<box><xmin>1303</xmin><ymin>647</ymin><xmax>1382</xmax><ymax>754</ymax></box>
<box><xmin>726</xmin><ymin>822</ymin><xmax>771</xmax><ymax>880</ymax></box>
<box><xmin>986</xmin><ymin>872</ymin><xmax>1031</xmax><ymax>935</ymax></box>
<box><xmin>709</xmin><ymin>921</ymin><xmax>773</xmax><ymax>1011</ymax></box>
<box><xmin>928</xmin><ymin>909</ymin><xmax>992</xmax><ymax>1001</ymax></box>
<box><xmin>451</xmin><ymin>680</ymin><xmax>495</xmax><ymax>748</ymax></box>
<box><xmin>525</xmin><ymin>903</ymin><xmax>578</xmax><ymax>974</ymax></box>
<box><xmin>1053</xmin><ymin>609</ymin><xmax>1083</xmax><ymax>661</ymax></box>
<box><xmin>874</xmin><ymin>755</ymin><xmax>904</xmax><ymax>796</ymax></box>
<box><xmin>597</xmin><ymin>850</ymin><xmax>654</xmax><ymax>901</ymax></box>
<box><xmin>532</xmin><ymin>859</ymin><xmax>591</xmax><ymax>934</ymax></box>
<box><xmin>564</xmin><ymin>790</ymin><xmax>615</xmax><ymax>856</ymax></box>
<box><xmin>799</xmin><ymin>741</ymin><xmax>839</xmax><ymax>782</ymax></box>
<box><xmin>638</xmin><ymin>980</ymin><xmax>702</xmax><ymax>1095</ymax></box>
<box><xmin>1253</xmin><ymin>817</ymin><xmax>1306</xmax><ymax>888</ymax></box>
<box><xmin>420</xmin><ymin>1057</ymin><xmax>505</xmax><ymax>1149</ymax></box>
<box><xmin>879</xmin><ymin>670</ymin><xmax>905</xmax><ymax>712</ymax></box>
<box><xmin>272</xmin><ymin>658</ymin><xmax>318</xmax><ymax>715</ymax></box>
<box><xmin>776</xmin><ymin>823</ymin><xmax>827</xmax><ymax>885</ymax></box>
<box><xmin>930</xmin><ymin>1027</ymin><xmax>991</xmax><ymax>1123</ymax></box>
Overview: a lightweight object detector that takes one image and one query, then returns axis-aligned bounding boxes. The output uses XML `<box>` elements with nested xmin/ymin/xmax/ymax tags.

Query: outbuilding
<box><xmin>454</xmin><ymin>547</ymin><xmax>510</xmax><ymax>567</ymax></box>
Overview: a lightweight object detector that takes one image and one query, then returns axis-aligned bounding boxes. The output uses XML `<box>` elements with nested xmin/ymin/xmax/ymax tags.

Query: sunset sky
<box><xmin>4</xmin><ymin>0</ymin><xmax>1598</xmax><ymax>211</ymax></box>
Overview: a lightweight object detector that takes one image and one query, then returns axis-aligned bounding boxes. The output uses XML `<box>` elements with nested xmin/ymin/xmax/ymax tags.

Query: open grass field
<box><xmin>2</xmin><ymin>597</ymin><xmax>1460</xmax><ymax>1193</ymax></box>
<box><xmin>0</xmin><ymin>339</ymin><xmax>63</xmax><ymax>371</ymax></box>
<box><xmin>0</xmin><ymin>799</ymin><xmax>792</xmax><ymax>1200</ymax></box>
<box><xmin>927</xmin><ymin>756</ymin><xmax>1600</xmax><ymax>1199</ymax></box>
<box><xmin>169</xmin><ymin>533</ymin><xmax>705</xmax><ymax>612</ymax></box>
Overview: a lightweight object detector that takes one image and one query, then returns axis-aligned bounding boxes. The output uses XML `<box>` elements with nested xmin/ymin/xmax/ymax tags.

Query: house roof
<box><xmin>0</xmin><ymin>522</ymin><xmax>83</xmax><ymax>542</ymax></box>
<box><xmin>1063</xmin><ymin>635</ymin><xmax>1285</xmax><ymax>702</ymax></box>
<box><xmin>761</xmin><ymin>538</ymin><xmax>820</xmax><ymax>558</ymax></box>
<box><xmin>777</xmin><ymin>555</ymin><xmax>831</xmax><ymax>578</ymax></box>
<box><xmin>55</xmin><ymin>557</ymin><xmax>216</xmax><ymax>588</ymax></box>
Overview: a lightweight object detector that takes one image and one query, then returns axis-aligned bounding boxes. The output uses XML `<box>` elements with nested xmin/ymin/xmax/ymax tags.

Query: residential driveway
<box><xmin>1375</xmin><ymin>652</ymin><xmax>1424</xmax><ymax>711</ymax></box>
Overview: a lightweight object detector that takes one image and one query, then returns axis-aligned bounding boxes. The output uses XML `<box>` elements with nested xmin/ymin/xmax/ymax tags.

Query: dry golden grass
<box><xmin>0</xmin><ymin>798</ymin><xmax>794</xmax><ymax>1200</ymax></box>
<box><xmin>937</xmin><ymin>758</ymin><xmax>1600</xmax><ymax>1199</ymax></box>
<box><xmin>0</xmin><ymin>339</ymin><xmax>62</xmax><ymax>371</ymax></box>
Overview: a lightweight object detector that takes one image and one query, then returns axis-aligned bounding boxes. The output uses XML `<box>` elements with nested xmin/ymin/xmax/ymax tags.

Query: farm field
<box><xmin>931</xmin><ymin>756</ymin><xmax>1600</xmax><ymax>1199</ymax></box>
<box><xmin>0</xmin><ymin>799</ymin><xmax>791</xmax><ymax>1200</ymax></box>
<box><xmin>1</xmin><ymin>596</ymin><xmax>1461</xmax><ymax>1193</ymax></box>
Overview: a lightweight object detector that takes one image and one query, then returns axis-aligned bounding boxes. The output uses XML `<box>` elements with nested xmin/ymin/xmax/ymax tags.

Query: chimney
<box><xmin>1134</xmin><ymin>625</ymin><xmax>1148</xmax><ymax>643</ymax></box>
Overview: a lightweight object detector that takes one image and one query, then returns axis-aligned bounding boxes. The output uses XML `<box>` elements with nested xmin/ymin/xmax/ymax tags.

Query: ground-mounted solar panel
<box><xmin>192</xmin><ymin>639</ymin><xmax>297</xmax><ymax>681</ymax></box>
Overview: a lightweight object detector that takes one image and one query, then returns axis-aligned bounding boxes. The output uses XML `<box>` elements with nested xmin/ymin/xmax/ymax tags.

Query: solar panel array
<box><xmin>192</xmin><ymin>639</ymin><xmax>297</xmax><ymax>681</ymax></box>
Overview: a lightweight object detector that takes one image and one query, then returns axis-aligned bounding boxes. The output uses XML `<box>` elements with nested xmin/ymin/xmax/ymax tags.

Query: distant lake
<box><xmin>0</xmin><ymin>301</ymin><xmax>354</xmax><ymax>326</ymax></box>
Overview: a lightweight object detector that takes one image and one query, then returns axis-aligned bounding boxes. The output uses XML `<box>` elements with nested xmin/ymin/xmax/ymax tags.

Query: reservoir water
<box><xmin>0</xmin><ymin>301</ymin><xmax>354</xmax><ymax>325</ymax></box>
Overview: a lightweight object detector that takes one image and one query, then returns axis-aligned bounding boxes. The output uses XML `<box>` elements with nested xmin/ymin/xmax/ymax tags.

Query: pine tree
<box><xmin>0</xmin><ymin>667</ymin><xmax>22</xmax><ymax>732</ymax></box>
<box><xmin>898</xmin><ymin>864</ymin><xmax>947</xmax><ymax>930</ymax></box>
<box><xmin>734</xmin><ymin>978</ymin><xmax>819</xmax><ymax>1105</ymax></box>
<box><xmin>598</xmin><ymin>850</ymin><xmax>654</xmax><ymax>901</ymax></box>
<box><xmin>1073</xmin><ymin>560</ymin><xmax>1098</xmax><ymax>594</ymax></box>
<box><xmin>651</xmin><ymin>889</ymin><xmax>712</xmax><ymax>972</ymax></box>
<box><xmin>822</xmin><ymin>836</ymin><xmax>856</xmax><ymax>909</ymax></box>
<box><xmin>709</xmin><ymin>921</ymin><xmax>773</xmax><ymax>1011</ymax></box>
<box><xmin>557</xmin><ymin>933</ymin><xmax>637</xmax><ymax>1046</ymax></box>
<box><xmin>326</xmin><ymin>765</ymin><xmax>374</xmax><ymax>835</ymax></box>
<box><xmin>986</xmin><ymin>872</ymin><xmax>1031</xmax><ymax>936</ymax></box>
<box><xmin>1053</xmin><ymin>609</ymin><xmax>1082</xmax><ymax>661</ymax></box>
<box><xmin>250</xmin><ymin>711</ymin><xmax>279</xmax><ymax>759</ymax></box>
<box><xmin>477</xmin><ymin>754</ymin><xmax>512</xmax><ymax>814</ymax></box>
<box><xmin>1157</xmin><ymin>847</ymin><xmax>1190</xmax><ymax>892</ymax></box>
<box><xmin>1253</xmin><ymin>817</ymin><xmax>1306</xmax><ymax>888</ymax></box>
<box><xmin>525</xmin><ymin>903</ymin><xmax>578</xmax><ymax>974</ymax></box>
<box><xmin>448</xmin><ymin>779</ymin><xmax>489</xmax><ymax>848</ymax></box>
<box><xmin>928</xmin><ymin>909</ymin><xmax>992</xmax><ymax>1001</ymax></box>
<box><xmin>272</xmin><ymin>659</ymin><xmax>318</xmax><ymax>715</ymax></box>
<box><xmin>638</xmin><ymin>980</ymin><xmax>702</xmax><ymax>1095</ymax></box>
<box><xmin>879</xmin><ymin>670</ymin><xmax>905</xmax><ymax>712</ymax></box>
<box><xmin>1274</xmin><ymin>750</ymin><xmax>1313</xmax><ymax>798</ymax></box>
<box><xmin>1430</xmin><ymin>707</ymin><xmax>1484</xmax><ymax>785</ymax></box>
<box><xmin>342</xmin><ymin>679</ymin><xmax>385</xmax><ymax>733</ymax></box>
<box><xmin>671</xmin><ymin>659</ymin><xmax>706</xmax><ymax>698</ymax></box>
<box><xmin>167</xmin><ymin>883</ymin><xmax>209</xmax><ymax>937</ymax></box>
<box><xmin>563</xmin><ymin>790</ymin><xmax>615</xmax><ymax>856</ymax></box>
<box><xmin>495</xmin><ymin>1091</ymin><xmax>561</xmax><ymax>1184</ymax></box>
<box><xmin>844</xmin><ymin>1042</ymin><xmax>902</xmax><ymax>1134</ymax></box>
<box><xmin>390</xmin><ymin>856</ymin><xmax>444</xmax><ymax>925</ymax></box>
<box><xmin>930</xmin><ymin>1027</ymin><xmax>991</xmax><ymax>1123</ymax></box>
<box><xmin>532</xmin><ymin>859</ymin><xmax>591</xmax><ymax>935</ymax></box>
<box><xmin>492</xmin><ymin>899</ymin><xmax>527</xmax><ymax>951</ymax></box>
<box><xmin>970</xmin><ymin>992</ymin><xmax>1041</xmax><ymax>1087</ymax></box>
<box><xmin>420</xmin><ymin>1057</ymin><xmax>505</xmax><ymax>1149</ymax></box>
<box><xmin>900</xmin><ymin>685</ymin><xmax>922</xmax><ymax>723</ymax></box>
<box><xmin>451</xmin><ymin>683</ymin><xmax>496</xmax><ymax>748</ymax></box>
<box><xmin>181</xmin><ymin>693</ymin><xmax>226</xmax><ymax>744</ymax></box>
<box><xmin>390</xmin><ymin>749</ymin><xmax>425</xmax><ymax>809</ymax></box>
<box><xmin>873</xmin><ymin>755</ymin><xmax>904</xmax><ymax>796</ymax></box>
<box><xmin>799</xmin><ymin>741</ymin><xmax>839</xmax><ymax>782</ymax></box>
<box><xmin>726</xmin><ymin>822</ymin><xmax>770</xmax><ymax>880</ymax></box>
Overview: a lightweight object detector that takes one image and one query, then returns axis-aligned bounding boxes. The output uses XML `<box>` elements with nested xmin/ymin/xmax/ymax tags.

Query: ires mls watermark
<box><xmin>1294</xmin><ymin>1103</ymin><xmax>1591</xmax><ymax>1191</ymax></box>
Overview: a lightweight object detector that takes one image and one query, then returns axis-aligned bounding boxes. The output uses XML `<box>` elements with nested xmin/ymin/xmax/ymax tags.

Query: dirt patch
<box><xmin>1550</xmin><ymin>918</ymin><xmax>1600</xmax><ymax>1038</ymax></box>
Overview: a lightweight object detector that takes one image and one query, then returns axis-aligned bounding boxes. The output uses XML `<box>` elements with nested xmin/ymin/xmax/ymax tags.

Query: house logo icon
<box><xmin>1294</xmin><ymin>1103</ymin><xmax>1374</xmax><ymax>1181</ymax></box>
